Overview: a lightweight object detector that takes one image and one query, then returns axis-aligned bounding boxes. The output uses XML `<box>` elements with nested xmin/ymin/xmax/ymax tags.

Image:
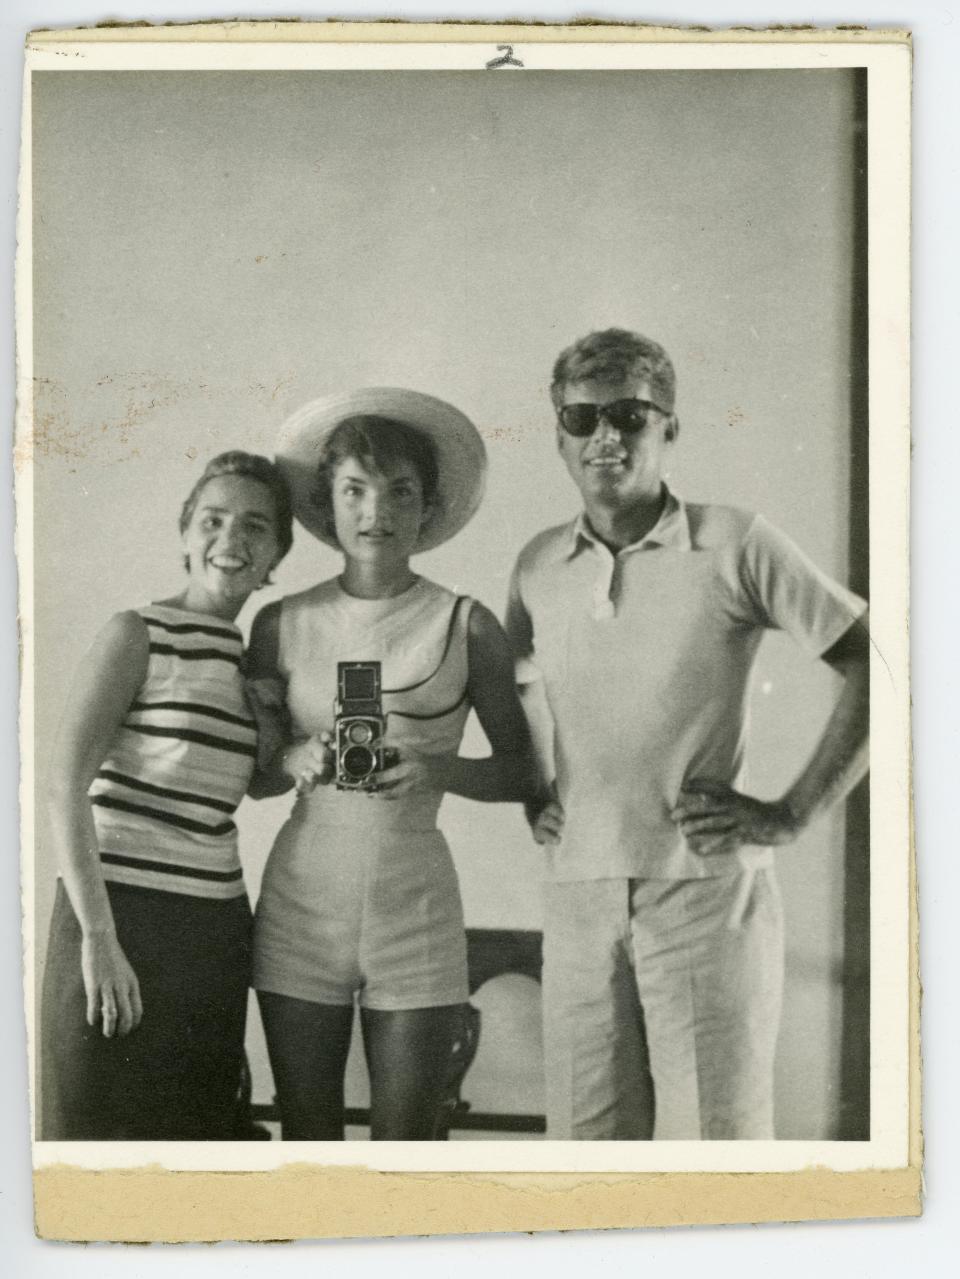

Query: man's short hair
<box><xmin>550</xmin><ymin>329</ymin><xmax>676</xmax><ymax>414</ymax></box>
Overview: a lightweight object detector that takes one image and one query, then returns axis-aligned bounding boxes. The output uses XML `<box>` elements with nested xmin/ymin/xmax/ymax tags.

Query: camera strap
<box><xmin>386</xmin><ymin>686</ymin><xmax>469</xmax><ymax>723</ymax></box>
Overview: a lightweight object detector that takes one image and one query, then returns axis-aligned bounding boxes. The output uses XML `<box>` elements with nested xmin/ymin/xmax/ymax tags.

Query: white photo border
<box><xmin>18</xmin><ymin>26</ymin><xmax>913</xmax><ymax>1179</ymax></box>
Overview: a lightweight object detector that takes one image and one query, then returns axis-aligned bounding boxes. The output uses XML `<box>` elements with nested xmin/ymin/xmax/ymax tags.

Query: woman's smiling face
<box><xmin>181</xmin><ymin>474</ymin><xmax>280</xmax><ymax>615</ymax></box>
<box><xmin>331</xmin><ymin>455</ymin><xmax>429</xmax><ymax>567</ymax></box>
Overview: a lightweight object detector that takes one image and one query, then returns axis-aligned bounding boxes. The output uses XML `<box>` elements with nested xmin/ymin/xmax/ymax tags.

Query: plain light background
<box><xmin>31</xmin><ymin>64</ymin><xmax>857</xmax><ymax>1136</ymax></box>
<box><xmin>3</xmin><ymin>0</ymin><xmax>956</xmax><ymax>1274</ymax></box>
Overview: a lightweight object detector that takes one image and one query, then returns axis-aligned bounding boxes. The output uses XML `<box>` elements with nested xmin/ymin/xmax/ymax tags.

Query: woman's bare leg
<box><xmin>257</xmin><ymin>991</ymin><xmax>354</xmax><ymax>1140</ymax></box>
<box><xmin>360</xmin><ymin>1005</ymin><xmax>462</xmax><ymax>1140</ymax></box>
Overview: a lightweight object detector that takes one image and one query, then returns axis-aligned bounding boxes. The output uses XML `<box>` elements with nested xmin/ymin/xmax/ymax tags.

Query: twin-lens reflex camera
<box><xmin>334</xmin><ymin>661</ymin><xmax>386</xmax><ymax>791</ymax></box>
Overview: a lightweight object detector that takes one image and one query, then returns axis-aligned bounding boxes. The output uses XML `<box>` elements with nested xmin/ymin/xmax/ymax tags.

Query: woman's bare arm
<box><xmin>46</xmin><ymin>611</ymin><xmax>149</xmax><ymax>1036</ymax></box>
<box><xmin>245</xmin><ymin>601</ymin><xmax>297</xmax><ymax>799</ymax></box>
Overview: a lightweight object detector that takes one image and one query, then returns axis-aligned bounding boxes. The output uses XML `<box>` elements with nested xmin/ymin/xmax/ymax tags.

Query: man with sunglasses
<box><xmin>506</xmin><ymin>328</ymin><xmax>869</xmax><ymax>1140</ymax></box>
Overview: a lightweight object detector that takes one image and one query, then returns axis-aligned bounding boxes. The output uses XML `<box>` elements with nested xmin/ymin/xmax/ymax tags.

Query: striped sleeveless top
<box><xmin>88</xmin><ymin>604</ymin><xmax>257</xmax><ymax>899</ymax></box>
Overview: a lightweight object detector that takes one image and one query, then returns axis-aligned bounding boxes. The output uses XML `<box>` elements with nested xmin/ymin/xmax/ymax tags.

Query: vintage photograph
<box><xmin>17</xmin><ymin>24</ymin><xmax>913</xmax><ymax>1231</ymax></box>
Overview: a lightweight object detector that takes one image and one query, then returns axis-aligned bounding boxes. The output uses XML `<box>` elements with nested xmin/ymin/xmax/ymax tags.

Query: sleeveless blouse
<box><xmin>88</xmin><ymin>604</ymin><xmax>257</xmax><ymax>899</ymax></box>
<box><xmin>278</xmin><ymin>576</ymin><xmax>472</xmax><ymax>833</ymax></box>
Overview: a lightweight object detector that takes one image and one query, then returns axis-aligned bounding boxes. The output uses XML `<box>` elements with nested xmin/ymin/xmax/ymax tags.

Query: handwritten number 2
<box><xmin>485</xmin><ymin>45</ymin><xmax>524</xmax><ymax>70</ymax></box>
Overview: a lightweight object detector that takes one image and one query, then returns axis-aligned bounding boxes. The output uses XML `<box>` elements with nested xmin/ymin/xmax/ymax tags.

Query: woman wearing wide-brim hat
<box><xmin>247</xmin><ymin>388</ymin><xmax>540</xmax><ymax>1140</ymax></box>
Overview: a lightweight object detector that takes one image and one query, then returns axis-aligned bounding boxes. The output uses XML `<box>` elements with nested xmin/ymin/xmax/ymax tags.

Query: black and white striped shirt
<box><xmin>89</xmin><ymin>605</ymin><xmax>257</xmax><ymax>899</ymax></box>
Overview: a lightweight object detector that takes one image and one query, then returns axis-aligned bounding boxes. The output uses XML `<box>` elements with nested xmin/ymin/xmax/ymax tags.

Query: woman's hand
<box><xmin>282</xmin><ymin>733</ymin><xmax>336</xmax><ymax>795</ymax></box>
<box><xmin>81</xmin><ymin>931</ymin><xmax>143</xmax><ymax>1039</ymax></box>
<box><xmin>375</xmin><ymin>747</ymin><xmax>452</xmax><ymax>799</ymax></box>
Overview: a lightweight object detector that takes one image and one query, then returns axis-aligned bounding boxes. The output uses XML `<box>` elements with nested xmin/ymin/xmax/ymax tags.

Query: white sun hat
<box><xmin>275</xmin><ymin>387</ymin><xmax>488</xmax><ymax>552</ymax></box>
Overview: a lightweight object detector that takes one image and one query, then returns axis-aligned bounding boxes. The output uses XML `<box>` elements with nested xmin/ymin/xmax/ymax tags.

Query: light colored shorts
<box><xmin>253</xmin><ymin>807</ymin><xmax>468</xmax><ymax>1012</ymax></box>
<box><xmin>542</xmin><ymin>867</ymin><xmax>784</xmax><ymax>1140</ymax></box>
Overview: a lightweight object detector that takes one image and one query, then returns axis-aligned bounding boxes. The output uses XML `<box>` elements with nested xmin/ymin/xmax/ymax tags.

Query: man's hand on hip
<box><xmin>672</xmin><ymin>778</ymin><xmax>799</xmax><ymax>856</ymax></box>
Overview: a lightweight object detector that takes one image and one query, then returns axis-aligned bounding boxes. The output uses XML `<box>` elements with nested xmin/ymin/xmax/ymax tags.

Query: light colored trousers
<box><xmin>542</xmin><ymin>869</ymin><xmax>784</xmax><ymax>1140</ymax></box>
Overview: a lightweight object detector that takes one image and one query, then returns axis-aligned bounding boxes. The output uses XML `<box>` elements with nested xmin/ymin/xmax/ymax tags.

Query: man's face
<box><xmin>555</xmin><ymin>374</ymin><xmax>678</xmax><ymax>510</ymax></box>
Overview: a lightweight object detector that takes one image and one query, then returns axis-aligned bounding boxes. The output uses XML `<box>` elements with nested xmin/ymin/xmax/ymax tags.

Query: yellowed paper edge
<box><xmin>26</xmin><ymin>19</ymin><xmax>912</xmax><ymax>47</ymax></box>
<box><xmin>34</xmin><ymin>1165</ymin><xmax>921</xmax><ymax>1242</ymax></box>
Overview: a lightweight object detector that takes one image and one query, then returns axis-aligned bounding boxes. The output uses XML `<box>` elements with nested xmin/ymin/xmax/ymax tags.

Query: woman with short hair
<box><xmin>41</xmin><ymin>451</ymin><xmax>293</xmax><ymax>1140</ymax></box>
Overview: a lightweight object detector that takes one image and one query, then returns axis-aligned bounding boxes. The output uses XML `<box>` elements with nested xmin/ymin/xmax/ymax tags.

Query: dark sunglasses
<box><xmin>557</xmin><ymin>398</ymin><xmax>664</xmax><ymax>438</ymax></box>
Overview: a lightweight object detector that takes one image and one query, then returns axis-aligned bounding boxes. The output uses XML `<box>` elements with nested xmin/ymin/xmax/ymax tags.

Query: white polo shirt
<box><xmin>505</xmin><ymin>491</ymin><xmax>867</xmax><ymax>881</ymax></box>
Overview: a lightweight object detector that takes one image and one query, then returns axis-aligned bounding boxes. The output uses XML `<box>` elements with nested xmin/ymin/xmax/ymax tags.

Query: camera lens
<box><xmin>347</xmin><ymin>722</ymin><xmax>374</xmax><ymax>746</ymax></box>
<box><xmin>342</xmin><ymin>744</ymin><xmax>375</xmax><ymax>780</ymax></box>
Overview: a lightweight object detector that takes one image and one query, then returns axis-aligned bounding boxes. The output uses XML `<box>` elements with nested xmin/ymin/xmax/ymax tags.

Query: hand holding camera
<box><xmin>375</xmin><ymin>746</ymin><xmax>452</xmax><ymax>799</ymax></box>
<box><xmin>282</xmin><ymin>733</ymin><xmax>335</xmax><ymax>795</ymax></box>
<box><xmin>331</xmin><ymin>661</ymin><xmax>451</xmax><ymax>797</ymax></box>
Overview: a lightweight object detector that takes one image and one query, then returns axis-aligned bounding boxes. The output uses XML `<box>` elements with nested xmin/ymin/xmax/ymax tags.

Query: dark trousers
<box><xmin>41</xmin><ymin>879</ymin><xmax>252</xmax><ymax>1141</ymax></box>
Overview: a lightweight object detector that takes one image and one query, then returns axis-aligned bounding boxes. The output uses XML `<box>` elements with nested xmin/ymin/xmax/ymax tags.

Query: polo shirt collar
<box><xmin>565</xmin><ymin>486</ymin><xmax>692</xmax><ymax>558</ymax></box>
